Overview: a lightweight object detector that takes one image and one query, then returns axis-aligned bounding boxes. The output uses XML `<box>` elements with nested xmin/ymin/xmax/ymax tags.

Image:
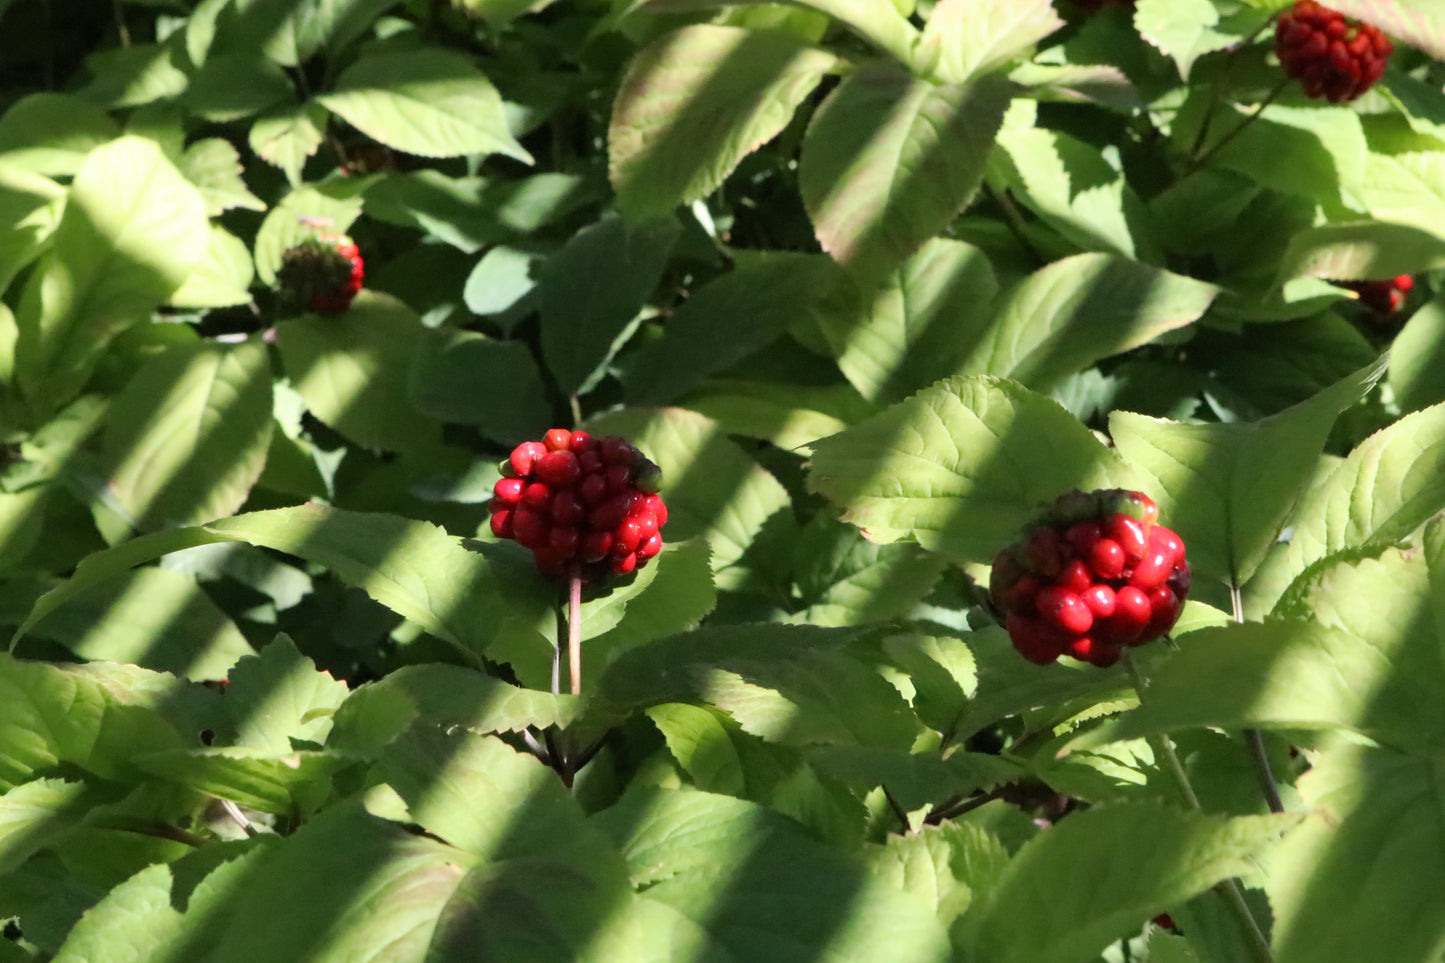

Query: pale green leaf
<box><xmin>407</xmin><ymin>329</ymin><xmax>551</xmax><ymax>444</ymax></box>
<box><xmin>865</xmin><ymin>821</ymin><xmax>1010</xmax><ymax>926</ymax></box>
<box><xmin>800</xmin><ymin>64</ymin><xmax>1011</xmax><ymax>281</ymax></box>
<box><xmin>0</xmin><ymin>779</ymin><xmax>110</xmax><ymax>877</ymax></box>
<box><xmin>77</xmin><ymin>42</ymin><xmax>188</xmax><ymax>108</ymax></box>
<box><xmin>14</xmin><ymin>137</ymin><xmax>209</xmax><ymax>413</ymax></box>
<box><xmin>224</xmin><ymin>635</ymin><xmax>349</xmax><ymax>753</ymax></box>
<box><xmin>956</xmin><ymin>254</ymin><xmax>1218</xmax><ymax>392</ymax></box>
<box><xmin>328</xmin><ymin>663</ymin><xmax>580</xmax><ymax>757</ymax></box>
<box><xmin>674</xmin><ymin>379</ymin><xmax>871</xmax><ymax>452</ymax></box>
<box><xmin>248</xmin><ymin>101</ymin><xmax>327</xmax><ymax>186</ymax></box>
<box><xmin>808</xmin><ymin>375</ymin><xmax>1130</xmax><ymax>561</ymax></box>
<box><xmin>0</xmin><ymin>93</ymin><xmax>119</xmax><ymax>176</ymax></box>
<box><xmin>208</xmin><ymin>804</ymin><xmax>470</xmax><ymax>963</ymax></box>
<box><xmin>610</xmin><ymin>24</ymin><xmax>836</xmax><ymax>221</ymax></box>
<box><xmin>1363</xmin><ymin>145</ymin><xmax>1445</xmax><ymax>234</ymax></box>
<box><xmin>317</xmin><ymin>50</ymin><xmax>531</xmax><ymax>162</ymax></box>
<box><xmin>815</xmin><ymin>238</ymin><xmax>998</xmax><ymax>404</ymax></box>
<box><xmin>1246</xmin><ymin>400</ymin><xmax>1445</xmax><ymax>614</ymax></box>
<box><xmin>133</xmin><ymin>746</ymin><xmax>347</xmax><ymax>814</ymax></box>
<box><xmin>1265</xmin><ymin>743</ymin><xmax>1445</xmax><ymax>963</ymax></box>
<box><xmin>959</xmin><ymin>803</ymin><xmax>1298</xmax><ymax>963</ymax></box>
<box><xmin>168</xmin><ymin>225</ymin><xmax>256</xmax><ymax>309</ymax></box>
<box><xmin>586</xmin><ymin>407</ymin><xmax>790</xmax><ymax>587</ymax></box>
<box><xmin>1134</xmin><ymin>0</ymin><xmax>1238</xmax><ymax>79</ymax></box>
<box><xmin>1109</xmin><ymin>355</ymin><xmax>1385</xmax><ymax>587</ymax></box>
<box><xmin>1196</xmin><ymin>102</ymin><xmax>1367</xmax><ymax>214</ymax></box>
<box><xmin>643</xmin><ymin>0</ymin><xmax>921</xmax><ymax>66</ymax></box>
<box><xmin>593</xmin><ymin>787</ymin><xmax>952</xmax><ymax>963</ymax></box>
<box><xmin>27</xmin><ymin>567</ymin><xmax>252</xmax><ymax>681</ymax></box>
<box><xmin>0</xmin><ymin>163</ymin><xmax>65</xmax><ymax>297</ymax></box>
<box><xmin>179</xmin><ymin>138</ymin><xmax>266</xmax><ymax>216</ymax></box>
<box><xmin>276</xmin><ymin>293</ymin><xmax>442</xmax><ymax>453</ymax></box>
<box><xmin>916</xmin><ymin>0</ymin><xmax>1063</xmax><ymax>84</ymax></box>
<box><xmin>183</xmin><ymin>53</ymin><xmax>293</xmax><ymax>123</ymax></box>
<box><xmin>1389</xmin><ymin>287</ymin><xmax>1445</xmax><ymax>412</ymax></box>
<box><xmin>100</xmin><ymin>338</ymin><xmax>274</xmax><ymax>530</ymax></box>
<box><xmin>1278</xmin><ymin>220</ymin><xmax>1445</xmax><ymax>281</ymax></box>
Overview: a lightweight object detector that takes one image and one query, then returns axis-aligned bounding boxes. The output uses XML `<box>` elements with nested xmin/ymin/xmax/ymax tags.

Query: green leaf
<box><xmin>1278</xmin><ymin>220</ymin><xmax>1445</xmax><ymax>280</ymax></box>
<box><xmin>99</xmin><ymin>338</ymin><xmax>274</xmax><ymax>531</ymax></box>
<box><xmin>586</xmin><ymin>407</ymin><xmax>791</xmax><ymax>587</ymax></box>
<box><xmin>179</xmin><ymin>139</ymin><xmax>266</xmax><ymax>216</ymax></box>
<box><xmin>27</xmin><ymin>567</ymin><xmax>252</xmax><ymax>681</ymax></box>
<box><xmin>814</xmin><ymin>238</ymin><xmax>998</xmax><ymax>404</ymax></box>
<box><xmin>596</xmin><ymin>624</ymin><xmax>919</xmax><ymax>749</ymax></box>
<box><xmin>77</xmin><ymin>42</ymin><xmax>188</xmax><ymax>109</ymax></box>
<box><xmin>0</xmin><ymin>655</ymin><xmax>206</xmax><ymax>789</ymax></box>
<box><xmin>958</xmin><ymin>803</ymin><xmax>1298</xmax><ymax>963</ymax></box>
<box><xmin>276</xmin><ymin>293</ymin><xmax>443</xmax><ymax>454</ymax></box>
<box><xmin>993</xmin><ymin>126</ymin><xmax>1154</xmax><ymax>259</ymax></box>
<box><xmin>585</xmin><ymin>537</ymin><xmax>717</xmax><ymax>668</ymax></box>
<box><xmin>1265</xmin><ymin>743</ymin><xmax>1445</xmax><ymax>963</ymax></box>
<box><xmin>644</xmin><ymin>0</ymin><xmax>922</xmax><ymax>66</ymax></box>
<box><xmin>806</xmin><ymin>745</ymin><xmax>1022</xmax><ymax>813</ymax></box>
<box><xmin>610</xmin><ymin>25</ymin><xmax>835</xmax><ymax>221</ymax></box>
<box><xmin>224</xmin><ymin>635</ymin><xmax>349</xmax><ymax>753</ymax></box>
<box><xmin>1389</xmin><ymin>288</ymin><xmax>1445</xmax><ymax>412</ymax></box>
<box><xmin>593</xmin><ymin>787</ymin><xmax>952</xmax><ymax>962</ymax></box>
<box><xmin>538</xmin><ymin>213</ymin><xmax>679</xmax><ymax>395</ymax></box>
<box><xmin>1246</xmin><ymin>400</ymin><xmax>1445</xmax><ymax>614</ymax></box>
<box><xmin>956</xmin><ymin>254</ymin><xmax>1218</xmax><ymax>392</ymax></box>
<box><xmin>1362</xmin><ymin>142</ymin><xmax>1445</xmax><ymax>234</ymax></box>
<box><xmin>1195</xmin><ymin>102</ymin><xmax>1367</xmax><ymax>215</ymax></box>
<box><xmin>328</xmin><ymin>663</ymin><xmax>580</xmax><ymax>757</ymax></box>
<box><xmin>252</xmin><ymin>183</ymin><xmax>362</xmax><ymax>285</ymax></box>
<box><xmin>14</xmin><ymin>137</ymin><xmax>209</xmax><ymax>414</ymax></box>
<box><xmin>1108</xmin><ymin>355</ymin><xmax>1385</xmax><ymax>588</ymax></box>
<box><xmin>626</xmin><ymin>252</ymin><xmax>844</xmax><ymax>405</ymax></box>
<box><xmin>0</xmin><ymin>779</ymin><xmax>114</xmax><ymax>877</ymax></box>
<box><xmin>248</xmin><ymin>101</ymin><xmax>327</xmax><ymax>186</ymax></box>
<box><xmin>1134</xmin><ymin>0</ymin><xmax>1239</xmax><ymax>79</ymax></box>
<box><xmin>0</xmin><ymin>93</ymin><xmax>119</xmax><ymax>176</ymax></box>
<box><xmin>317</xmin><ymin>50</ymin><xmax>531</xmax><ymax>162</ymax></box>
<box><xmin>407</xmin><ymin>329</ymin><xmax>552</xmax><ymax>444</ymax></box>
<box><xmin>1326</xmin><ymin>0</ymin><xmax>1445</xmax><ymax>61</ymax></box>
<box><xmin>133</xmin><ymin>746</ymin><xmax>347</xmax><ymax>814</ymax></box>
<box><xmin>808</xmin><ymin>375</ymin><xmax>1130</xmax><ymax>562</ymax></box>
<box><xmin>183</xmin><ymin>53</ymin><xmax>293</xmax><ymax>123</ymax></box>
<box><xmin>674</xmin><ymin>378</ymin><xmax>871</xmax><ymax>452</ymax></box>
<box><xmin>1076</xmin><ymin>545</ymin><xmax>1445</xmax><ymax>754</ymax></box>
<box><xmin>865</xmin><ymin>821</ymin><xmax>1010</xmax><ymax>926</ymax></box>
<box><xmin>0</xmin><ymin>164</ymin><xmax>65</xmax><ymax>298</ymax></box>
<box><xmin>207</xmin><ymin>804</ymin><xmax>470</xmax><ymax>963</ymax></box>
<box><xmin>791</xmin><ymin>516</ymin><xmax>948</xmax><ymax>627</ymax></box>
<box><xmin>52</xmin><ymin>843</ymin><xmax>264</xmax><ymax>963</ymax></box>
<box><xmin>463</xmin><ymin>244</ymin><xmax>544</xmax><ymax>319</ymax></box>
<box><xmin>916</xmin><ymin>0</ymin><xmax>1063</xmax><ymax>84</ymax></box>
<box><xmin>800</xmin><ymin>65</ymin><xmax>1011</xmax><ymax>281</ymax></box>
<box><xmin>168</xmin><ymin>225</ymin><xmax>256</xmax><ymax>309</ymax></box>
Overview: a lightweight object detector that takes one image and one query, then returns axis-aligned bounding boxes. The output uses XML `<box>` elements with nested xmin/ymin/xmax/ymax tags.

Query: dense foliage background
<box><xmin>0</xmin><ymin>0</ymin><xmax>1444</xmax><ymax>960</ymax></box>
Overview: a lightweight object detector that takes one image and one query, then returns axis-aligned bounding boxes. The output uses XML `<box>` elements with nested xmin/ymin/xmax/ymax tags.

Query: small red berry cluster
<box><xmin>989</xmin><ymin>489</ymin><xmax>1190</xmax><ymax>668</ymax></box>
<box><xmin>490</xmin><ymin>429</ymin><xmax>667</xmax><ymax>580</ymax></box>
<box><xmin>1275</xmin><ymin>1</ymin><xmax>1392</xmax><ymax>103</ymax></box>
<box><xmin>277</xmin><ymin>234</ymin><xmax>366</xmax><ymax>315</ymax></box>
<box><xmin>1346</xmin><ymin>274</ymin><xmax>1413</xmax><ymax>314</ymax></box>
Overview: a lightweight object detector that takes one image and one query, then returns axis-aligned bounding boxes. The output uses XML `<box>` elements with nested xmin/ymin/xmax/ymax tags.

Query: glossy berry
<box><xmin>277</xmin><ymin>234</ymin><xmax>365</xmax><ymax>315</ymax></box>
<box><xmin>491</xmin><ymin>430</ymin><xmax>668</xmax><ymax>580</ymax></box>
<box><xmin>1276</xmin><ymin>1</ymin><xmax>1392</xmax><ymax>103</ymax></box>
<box><xmin>989</xmin><ymin>489</ymin><xmax>1190</xmax><ymax>666</ymax></box>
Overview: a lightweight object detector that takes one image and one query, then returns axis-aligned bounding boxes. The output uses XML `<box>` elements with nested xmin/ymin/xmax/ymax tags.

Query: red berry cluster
<box><xmin>277</xmin><ymin>234</ymin><xmax>365</xmax><ymax>315</ymax></box>
<box><xmin>1275</xmin><ymin>1</ymin><xmax>1392</xmax><ymax>103</ymax></box>
<box><xmin>1346</xmin><ymin>274</ymin><xmax>1413</xmax><ymax>314</ymax></box>
<box><xmin>989</xmin><ymin>489</ymin><xmax>1190</xmax><ymax>668</ymax></box>
<box><xmin>490</xmin><ymin>429</ymin><xmax>667</xmax><ymax>580</ymax></box>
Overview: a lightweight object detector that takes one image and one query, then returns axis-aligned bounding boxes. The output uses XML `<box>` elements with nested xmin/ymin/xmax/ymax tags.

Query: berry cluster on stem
<box><xmin>1275</xmin><ymin>1</ymin><xmax>1392</xmax><ymax>103</ymax></box>
<box><xmin>990</xmin><ymin>489</ymin><xmax>1190</xmax><ymax>667</ymax></box>
<box><xmin>490</xmin><ymin>429</ymin><xmax>666</xmax><ymax>581</ymax></box>
<box><xmin>276</xmin><ymin>234</ymin><xmax>366</xmax><ymax>315</ymax></box>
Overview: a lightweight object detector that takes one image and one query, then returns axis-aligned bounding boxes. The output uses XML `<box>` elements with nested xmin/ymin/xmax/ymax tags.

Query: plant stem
<box><xmin>567</xmin><ymin>570</ymin><xmax>583</xmax><ymax>696</ymax></box>
<box><xmin>1231</xmin><ymin>584</ymin><xmax>1286</xmax><ymax>814</ymax></box>
<box><xmin>1185</xmin><ymin>80</ymin><xmax>1289</xmax><ymax>176</ymax></box>
<box><xmin>1125</xmin><ymin>653</ymin><xmax>1275</xmax><ymax>963</ymax></box>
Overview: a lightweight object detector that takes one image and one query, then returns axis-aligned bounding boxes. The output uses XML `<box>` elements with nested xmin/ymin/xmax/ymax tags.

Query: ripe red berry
<box><xmin>277</xmin><ymin>234</ymin><xmax>365</xmax><ymax>315</ymax></box>
<box><xmin>544</xmin><ymin>428</ymin><xmax>573</xmax><ymax>452</ymax></box>
<box><xmin>1036</xmin><ymin>586</ymin><xmax>1094</xmax><ymax>636</ymax></box>
<box><xmin>490</xmin><ymin>509</ymin><xmax>513</xmax><ymax>539</ymax></box>
<box><xmin>1107</xmin><ymin>514</ymin><xmax>1148</xmax><ymax>564</ymax></box>
<box><xmin>637</xmin><ymin>532</ymin><xmax>663</xmax><ymax>560</ymax></box>
<box><xmin>1106</xmin><ymin>586</ymin><xmax>1153</xmax><ymax>645</ymax></box>
<box><xmin>1005</xmin><ymin>613</ymin><xmax>1067</xmax><ymax>665</ymax></box>
<box><xmin>581</xmin><ymin>530</ymin><xmax>613</xmax><ymax>562</ymax></box>
<box><xmin>1347</xmin><ymin>274</ymin><xmax>1414</xmax><ymax>315</ymax></box>
<box><xmin>511</xmin><ymin>508</ymin><xmax>548</xmax><ymax>549</ymax></box>
<box><xmin>1276</xmin><ymin>1</ymin><xmax>1392</xmax><ymax>103</ymax></box>
<box><xmin>510</xmin><ymin>442</ymin><xmax>546</xmax><ymax>478</ymax></box>
<box><xmin>493</xmin><ymin>477</ymin><xmax>524</xmax><ymax>506</ymax></box>
<box><xmin>1089</xmin><ymin>538</ymin><xmax>1126</xmax><ymax>579</ymax></box>
<box><xmin>1057</xmin><ymin>559</ymin><xmax>1093</xmax><ymax>595</ymax></box>
<box><xmin>536</xmin><ymin>450</ymin><xmax>582</xmax><ymax>489</ymax></box>
<box><xmin>551</xmin><ymin>490</ymin><xmax>584</xmax><ymax>525</ymax></box>
<box><xmin>600</xmin><ymin>437</ymin><xmax>635</xmax><ymax>465</ymax></box>
<box><xmin>1080</xmin><ymin>583</ymin><xmax>1117</xmax><ymax>618</ymax></box>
